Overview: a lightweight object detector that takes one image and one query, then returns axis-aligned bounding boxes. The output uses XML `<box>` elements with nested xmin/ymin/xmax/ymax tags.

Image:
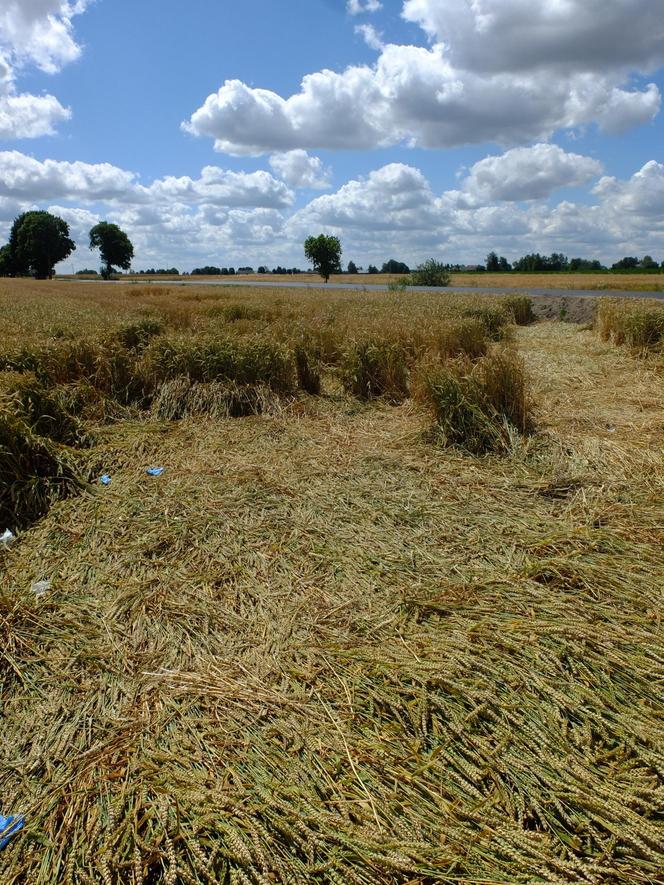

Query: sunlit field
<box><xmin>58</xmin><ymin>271</ymin><xmax>664</xmax><ymax>292</ymax></box>
<box><xmin>1</xmin><ymin>279</ymin><xmax>663</xmax><ymax>883</ymax></box>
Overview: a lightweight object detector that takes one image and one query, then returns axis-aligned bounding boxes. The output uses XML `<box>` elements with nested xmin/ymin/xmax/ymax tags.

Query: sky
<box><xmin>1</xmin><ymin>0</ymin><xmax>663</xmax><ymax>272</ymax></box>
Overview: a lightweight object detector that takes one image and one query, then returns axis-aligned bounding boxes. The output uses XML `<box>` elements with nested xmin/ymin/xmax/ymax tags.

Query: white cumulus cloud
<box><xmin>2</xmin><ymin>152</ymin><xmax>663</xmax><ymax>272</ymax></box>
<box><xmin>454</xmin><ymin>144</ymin><xmax>604</xmax><ymax>205</ymax></box>
<box><xmin>593</xmin><ymin>160</ymin><xmax>664</xmax><ymax>218</ymax></box>
<box><xmin>0</xmin><ymin>0</ymin><xmax>89</xmax><ymax>139</ymax></box>
<box><xmin>347</xmin><ymin>0</ymin><xmax>382</xmax><ymax>15</ymax></box>
<box><xmin>355</xmin><ymin>24</ymin><xmax>385</xmax><ymax>52</ymax></box>
<box><xmin>269</xmin><ymin>150</ymin><xmax>331</xmax><ymax>189</ymax></box>
<box><xmin>184</xmin><ymin>38</ymin><xmax>660</xmax><ymax>155</ymax></box>
<box><xmin>0</xmin><ymin>152</ymin><xmax>294</xmax><ymax>210</ymax></box>
<box><xmin>401</xmin><ymin>0</ymin><xmax>664</xmax><ymax>74</ymax></box>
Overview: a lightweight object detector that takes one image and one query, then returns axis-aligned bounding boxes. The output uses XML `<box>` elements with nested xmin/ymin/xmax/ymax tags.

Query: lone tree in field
<box><xmin>304</xmin><ymin>234</ymin><xmax>342</xmax><ymax>283</ymax></box>
<box><xmin>6</xmin><ymin>211</ymin><xmax>75</xmax><ymax>279</ymax></box>
<box><xmin>89</xmin><ymin>222</ymin><xmax>134</xmax><ymax>279</ymax></box>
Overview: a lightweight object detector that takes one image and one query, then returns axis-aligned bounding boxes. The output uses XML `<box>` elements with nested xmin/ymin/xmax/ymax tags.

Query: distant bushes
<box><xmin>409</xmin><ymin>259</ymin><xmax>451</xmax><ymax>288</ymax></box>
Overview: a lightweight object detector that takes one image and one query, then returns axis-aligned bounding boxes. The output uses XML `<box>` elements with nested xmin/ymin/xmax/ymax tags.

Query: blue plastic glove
<box><xmin>0</xmin><ymin>814</ymin><xmax>24</xmax><ymax>850</ymax></box>
<box><xmin>146</xmin><ymin>467</ymin><xmax>165</xmax><ymax>476</ymax></box>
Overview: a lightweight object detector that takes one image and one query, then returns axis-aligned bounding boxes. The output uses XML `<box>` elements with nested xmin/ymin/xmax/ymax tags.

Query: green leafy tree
<box><xmin>486</xmin><ymin>251</ymin><xmax>500</xmax><ymax>272</ymax></box>
<box><xmin>410</xmin><ymin>258</ymin><xmax>450</xmax><ymax>287</ymax></box>
<box><xmin>381</xmin><ymin>259</ymin><xmax>410</xmax><ymax>274</ymax></box>
<box><xmin>9</xmin><ymin>211</ymin><xmax>76</xmax><ymax>279</ymax></box>
<box><xmin>611</xmin><ymin>256</ymin><xmax>639</xmax><ymax>270</ymax></box>
<box><xmin>640</xmin><ymin>255</ymin><xmax>658</xmax><ymax>269</ymax></box>
<box><xmin>347</xmin><ymin>260</ymin><xmax>358</xmax><ymax>274</ymax></box>
<box><xmin>304</xmin><ymin>234</ymin><xmax>342</xmax><ymax>282</ymax></box>
<box><xmin>89</xmin><ymin>222</ymin><xmax>134</xmax><ymax>279</ymax></box>
<box><xmin>0</xmin><ymin>244</ymin><xmax>12</xmax><ymax>276</ymax></box>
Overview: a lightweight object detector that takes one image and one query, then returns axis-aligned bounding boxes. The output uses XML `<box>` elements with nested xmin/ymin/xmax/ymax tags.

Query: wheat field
<box><xmin>1</xmin><ymin>279</ymin><xmax>663</xmax><ymax>884</ymax></box>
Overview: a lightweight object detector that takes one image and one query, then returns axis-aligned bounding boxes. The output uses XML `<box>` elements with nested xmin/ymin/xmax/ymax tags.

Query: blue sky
<box><xmin>1</xmin><ymin>0</ymin><xmax>663</xmax><ymax>271</ymax></box>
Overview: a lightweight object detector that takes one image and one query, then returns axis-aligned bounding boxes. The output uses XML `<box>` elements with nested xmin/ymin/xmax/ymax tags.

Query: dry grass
<box><xmin>458</xmin><ymin>272</ymin><xmax>664</xmax><ymax>292</ymax></box>
<box><xmin>415</xmin><ymin>347</ymin><xmax>533</xmax><ymax>453</ymax></box>
<box><xmin>596</xmin><ymin>297</ymin><xmax>664</xmax><ymax>354</ymax></box>
<box><xmin>0</xmin><ymin>280</ymin><xmax>663</xmax><ymax>884</ymax></box>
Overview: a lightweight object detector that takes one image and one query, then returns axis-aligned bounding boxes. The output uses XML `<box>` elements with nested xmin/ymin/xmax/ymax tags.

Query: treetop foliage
<box><xmin>381</xmin><ymin>258</ymin><xmax>410</xmax><ymax>274</ymax></box>
<box><xmin>4</xmin><ymin>211</ymin><xmax>76</xmax><ymax>279</ymax></box>
<box><xmin>304</xmin><ymin>234</ymin><xmax>342</xmax><ymax>282</ymax></box>
<box><xmin>89</xmin><ymin>222</ymin><xmax>134</xmax><ymax>279</ymax></box>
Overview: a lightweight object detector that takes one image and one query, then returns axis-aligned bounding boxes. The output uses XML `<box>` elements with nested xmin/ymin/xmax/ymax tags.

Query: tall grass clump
<box><xmin>140</xmin><ymin>336</ymin><xmax>297</xmax><ymax>394</ymax></box>
<box><xmin>341</xmin><ymin>338</ymin><xmax>409</xmax><ymax>400</ymax></box>
<box><xmin>415</xmin><ymin>348</ymin><xmax>533</xmax><ymax>453</ymax></box>
<box><xmin>435</xmin><ymin>317</ymin><xmax>490</xmax><ymax>360</ymax></box>
<box><xmin>597</xmin><ymin>299</ymin><xmax>664</xmax><ymax>352</ymax></box>
<box><xmin>152</xmin><ymin>378</ymin><xmax>281</xmax><ymax>420</ymax></box>
<box><xmin>461</xmin><ymin>306</ymin><xmax>510</xmax><ymax>340</ymax></box>
<box><xmin>115</xmin><ymin>317</ymin><xmax>164</xmax><ymax>351</ymax></box>
<box><xmin>387</xmin><ymin>277</ymin><xmax>409</xmax><ymax>293</ymax></box>
<box><xmin>293</xmin><ymin>339</ymin><xmax>322</xmax><ymax>395</ymax></box>
<box><xmin>0</xmin><ymin>409</ymin><xmax>81</xmax><ymax>530</ymax></box>
<box><xmin>4</xmin><ymin>376</ymin><xmax>89</xmax><ymax>446</ymax></box>
<box><xmin>501</xmin><ymin>293</ymin><xmax>536</xmax><ymax>325</ymax></box>
<box><xmin>0</xmin><ymin>338</ymin><xmax>143</xmax><ymax>404</ymax></box>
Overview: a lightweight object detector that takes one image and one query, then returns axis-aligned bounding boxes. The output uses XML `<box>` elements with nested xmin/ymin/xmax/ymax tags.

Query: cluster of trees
<box><xmin>511</xmin><ymin>252</ymin><xmax>572</xmax><ymax>272</ymax></box>
<box><xmin>486</xmin><ymin>251</ymin><xmax>663</xmax><ymax>273</ymax></box>
<box><xmin>258</xmin><ymin>266</ymin><xmax>304</xmax><ymax>275</ymax></box>
<box><xmin>611</xmin><ymin>256</ymin><xmax>662</xmax><ymax>270</ymax></box>
<box><xmin>137</xmin><ymin>267</ymin><xmax>179</xmax><ymax>276</ymax></box>
<box><xmin>191</xmin><ymin>266</ymin><xmax>236</xmax><ymax>276</ymax></box>
<box><xmin>382</xmin><ymin>259</ymin><xmax>411</xmax><ymax>274</ymax></box>
<box><xmin>486</xmin><ymin>252</ymin><xmax>512</xmax><ymax>272</ymax></box>
<box><xmin>0</xmin><ymin>211</ymin><xmax>134</xmax><ymax>279</ymax></box>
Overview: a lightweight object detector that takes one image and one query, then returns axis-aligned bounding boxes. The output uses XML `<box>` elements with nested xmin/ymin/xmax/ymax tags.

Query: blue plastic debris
<box><xmin>100</xmin><ymin>474</ymin><xmax>112</xmax><ymax>485</ymax></box>
<box><xmin>146</xmin><ymin>467</ymin><xmax>165</xmax><ymax>476</ymax></box>
<box><xmin>0</xmin><ymin>814</ymin><xmax>24</xmax><ymax>850</ymax></box>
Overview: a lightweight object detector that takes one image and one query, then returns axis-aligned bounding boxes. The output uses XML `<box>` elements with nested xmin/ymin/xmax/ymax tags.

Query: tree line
<box><xmin>485</xmin><ymin>251</ymin><xmax>663</xmax><ymax>273</ymax></box>
<box><xmin>1</xmin><ymin>210</ymin><xmax>661</xmax><ymax>279</ymax></box>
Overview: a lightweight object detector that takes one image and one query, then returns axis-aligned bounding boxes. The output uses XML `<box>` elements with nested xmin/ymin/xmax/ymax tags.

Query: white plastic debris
<box><xmin>0</xmin><ymin>529</ymin><xmax>16</xmax><ymax>549</ymax></box>
<box><xmin>31</xmin><ymin>580</ymin><xmax>52</xmax><ymax>598</ymax></box>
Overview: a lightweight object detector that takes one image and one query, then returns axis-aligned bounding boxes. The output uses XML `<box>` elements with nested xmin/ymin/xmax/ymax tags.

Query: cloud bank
<box><xmin>184</xmin><ymin>1</ymin><xmax>662</xmax><ymax>155</ymax></box>
<box><xmin>1</xmin><ymin>146</ymin><xmax>661</xmax><ymax>270</ymax></box>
